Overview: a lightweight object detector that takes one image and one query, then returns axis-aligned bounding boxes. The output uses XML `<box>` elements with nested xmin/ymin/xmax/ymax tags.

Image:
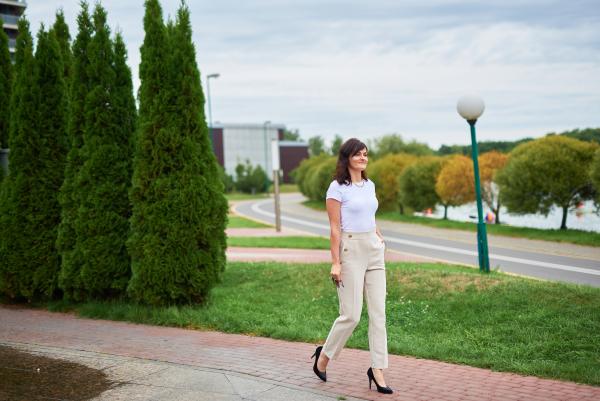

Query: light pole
<box><xmin>206</xmin><ymin>73</ymin><xmax>220</xmax><ymax>145</ymax></box>
<box><xmin>457</xmin><ymin>95</ymin><xmax>490</xmax><ymax>273</ymax></box>
<box><xmin>263</xmin><ymin>121</ymin><xmax>271</xmax><ymax>185</ymax></box>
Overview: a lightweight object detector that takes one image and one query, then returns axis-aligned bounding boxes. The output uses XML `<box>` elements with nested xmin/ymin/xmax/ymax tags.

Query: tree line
<box><xmin>0</xmin><ymin>0</ymin><xmax>227</xmax><ymax>305</ymax></box>
<box><xmin>294</xmin><ymin>135</ymin><xmax>600</xmax><ymax>230</ymax></box>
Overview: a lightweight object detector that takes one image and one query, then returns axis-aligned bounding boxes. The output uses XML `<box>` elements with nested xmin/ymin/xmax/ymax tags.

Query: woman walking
<box><xmin>311</xmin><ymin>138</ymin><xmax>393</xmax><ymax>394</ymax></box>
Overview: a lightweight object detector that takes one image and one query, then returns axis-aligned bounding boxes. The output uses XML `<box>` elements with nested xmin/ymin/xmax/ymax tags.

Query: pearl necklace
<box><xmin>352</xmin><ymin>180</ymin><xmax>365</xmax><ymax>188</ymax></box>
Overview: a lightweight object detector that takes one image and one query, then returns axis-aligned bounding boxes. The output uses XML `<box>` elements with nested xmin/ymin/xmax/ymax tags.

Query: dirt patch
<box><xmin>0</xmin><ymin>345</ymin><xmax>113</xmax><ymax>401</ymax></box>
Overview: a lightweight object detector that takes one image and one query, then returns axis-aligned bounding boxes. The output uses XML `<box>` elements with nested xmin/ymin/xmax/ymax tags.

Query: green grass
<box><xmin>228</xmin><ymin>236</ymin><xmax>329</xmax><ymax>249</ymax></box>
<box><xmin>45</xmin><ymin>261</ymin><xmax>600</xmax><ymax>385</ymax></box>
<box><xmin>303</xmin><ymin>200</ymin><xmax>600</xmax><ymax>247</ymax></box>
<box><xmin>227</xmin><ymin>215</ymin><xmax>272</xmax><ymax>229</ymax></box>
<box><xmin>226</xmin><ymin>192</ymin><xmax>270</xmax><ymax>201</ymax></box>
<box><xmin>267</xmin><ymin>183</ymin><xmax>299</xmax><ymax>193</ymax></box>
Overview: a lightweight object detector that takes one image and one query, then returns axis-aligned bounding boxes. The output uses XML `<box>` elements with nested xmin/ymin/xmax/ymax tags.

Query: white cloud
<box><xmin>22</xmin><ymin>0</ymin><xmax>600</xmax><ymax>149</ymax></box>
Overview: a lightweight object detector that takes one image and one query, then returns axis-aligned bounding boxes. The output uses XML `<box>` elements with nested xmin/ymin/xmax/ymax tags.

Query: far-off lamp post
<box><xmin>457</xmin><ymin>95</ymin><xmax>490</xmax><ymax>273</ymax></box>
<box><xmin>206</xmin><ymin>73</ymin><xmax>220</xmax><ymax>145</ymax></box>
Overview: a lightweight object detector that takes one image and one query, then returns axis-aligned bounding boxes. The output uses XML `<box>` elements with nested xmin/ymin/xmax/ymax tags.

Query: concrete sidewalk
<box><xmin>1</xmin><ymin>306</ymin><xmax>598</xmax><ymax>401</ymax></box>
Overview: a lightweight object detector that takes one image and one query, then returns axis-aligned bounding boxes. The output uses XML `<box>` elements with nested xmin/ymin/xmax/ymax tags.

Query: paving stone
<box><xmin>133</xmin><ymin>365</ymin><xmax>236</xmax><ymax>394</ymax></box>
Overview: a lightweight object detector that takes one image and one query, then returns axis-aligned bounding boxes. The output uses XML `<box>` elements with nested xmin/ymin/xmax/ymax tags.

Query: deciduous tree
<box><xmin>479</xmin><ymin>151</ymin><xmax>508</xmax><ymax>224</ymax></box>
<box><xmin>496</xmin><ymin>136</ymin><xmax>598</xmax><ymax>230</ymax></box>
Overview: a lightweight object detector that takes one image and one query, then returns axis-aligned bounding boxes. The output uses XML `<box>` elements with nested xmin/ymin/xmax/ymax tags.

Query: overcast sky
<box><xmin>25</xmin><ymin>0</ymin><xmax>600</xmax><ymax>149</ymax></box>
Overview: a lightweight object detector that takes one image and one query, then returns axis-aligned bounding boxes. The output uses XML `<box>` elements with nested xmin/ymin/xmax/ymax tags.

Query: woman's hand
<box><xmin>331</xmin><ymin>262</ymin><xmax>343</xmax><ymax>287</ymax></box>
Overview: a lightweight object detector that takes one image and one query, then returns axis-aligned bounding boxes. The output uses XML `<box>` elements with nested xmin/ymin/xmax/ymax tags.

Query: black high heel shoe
<box><xmin>367</xmin><ymin>367</ymin><xmax>393</xmax><ymax>394</ymax></box>
<box><xmin>311</xmin><ymin>346</ymin><xmax>327</xmax><ymax>382</ymax></box>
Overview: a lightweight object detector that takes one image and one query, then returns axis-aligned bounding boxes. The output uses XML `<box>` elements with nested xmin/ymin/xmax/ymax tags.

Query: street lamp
<box><xmin>457</xmin><ymin>95</ymin><xmax>490</xmax><ymax>273</ymax></box>
<box><xmin>206</xmin><ymin>73</ymin><xmax>220</xmax><ymax>145</ymax></box>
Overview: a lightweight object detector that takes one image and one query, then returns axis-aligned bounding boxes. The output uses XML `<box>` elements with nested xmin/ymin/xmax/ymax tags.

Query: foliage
<box><xmin>496</xmin><ymin>136</ymin><xmax>598</xmax><ymax>230</ymax></box>
<box><xmin>292</xmin><ymin>153</ymin><xmax>332</xmax><ymax>199</ymax></box>
<box><xmin>435</xmin><ymin>155</ymin><xmax>475</xmax><ymax>209</ymax></box>
<box><xmin>57</xmin><ymin>3</ymin><xmax>94</xmax><ymax>301</ymax></box>
<box><xmin>304</xmin><ymin>156</ymin><xmax>337</xmax><ymax>201</ymax></box>
<box><xmin>371</xmin><ymin>134</ymin><xmax>433</xmax><ymax>158</ymax></box>
<box><xmin>330</xmin><ymin>134</ymin><xmax>343</xmax><ymax>156</ymax></box>
<box><xmin>308</xmin><ymin>135</ymin><xmax>327</xmax><ymax>156</ymax></box>
<box><xmin>589</xmin><ymin>149</ymin><xmax>600</xmax><ymax>211</ymax></box>
<box><xmin>552</xmin><ymin>128</ymin><xmax>600</xmax><ymax>144</ymax></box>
<box><xmin>282</xmin><ymin>128</ymin><xmax>301</xmax><ymax>141</ymax></box>
<box><xmin>0</xmin><ymin>23</ymin><xmax>68</xmax><ymax>300</ymax></box>
<box><xmin>234</xmin><ymin>160</ymin><xmax>268</xmax><ymax>194</ymax></box>
<box><xmin>0</xmin><ymin>18</ymin><xmax>36</xmax><ymax>299</ymax></box>
<box><xmin>0</xmin><ymin>23</ymin><xmax>11</xmax><ymax>149</ymax></box>
<box><xmin>437</xmin><ymin>138</ymin><xmax>533</xmax><ymax>156</ymax></box>
<box><xmin>368</xmin><ymin>153</ymin><xmax>417</xmax><ymax>212</ymax></box>
<box><xmin>219</xmin><ymin>165</ymin><xmax>235</xmax><ymax>193</ymax></box>
<box><xmin>398</xmin><ymin>156</ymin><xmax>445</xmax><ymax>216</ymax></box>
<box><xmin>71</xmin><ymin>7</ymin><xmax>135</xmax><ymax>300</ymax></box>
<box><xmin>50</xmin><ymin>9</ymin><xmax>72</xmax><ymax>85</ymax></box>
<box><xmin>479</xmin><ymin>151</ymin><xmax>509</xmax><ymax>224</ymax></box>
<box><xmin>436</xmin><ymin>128</ymin><xmax>599</xmax><ymax>157</ymax></box>
<box><xmin>128</xmin><ymin>0</ymin><xmax>228</xmax><ymax>305</ymax></box>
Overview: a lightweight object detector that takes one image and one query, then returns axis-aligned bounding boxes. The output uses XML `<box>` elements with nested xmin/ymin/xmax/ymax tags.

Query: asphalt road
<box><xmin>234</xmin><ymin>194</ymin><xmax>600</xmax><ymax>288</ymax></box>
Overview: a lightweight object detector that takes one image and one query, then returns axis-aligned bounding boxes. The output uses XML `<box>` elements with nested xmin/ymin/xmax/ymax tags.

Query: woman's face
<box><xmin>349</xmin><ymin>147</ymin><xmax>368</xmax><ymax>172</ymax></box>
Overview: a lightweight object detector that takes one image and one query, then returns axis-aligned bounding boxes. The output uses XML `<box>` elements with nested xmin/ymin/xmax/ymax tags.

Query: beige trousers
<box><xmin>322</xmin><ymin>230</ymin><xmax>388</xmax><ymax>369</ymax></box>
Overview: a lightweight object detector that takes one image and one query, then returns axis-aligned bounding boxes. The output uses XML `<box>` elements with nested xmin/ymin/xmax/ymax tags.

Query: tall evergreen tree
<box><xmin>50</xmin><ymin>9</ymin><xmax>72</xmax><ymax>85</ymax></box>
<box><xmin>29</xmin><ymin>27</ymin><xmax>69</xmax><ymax>299</ymax></box>
<box><xmin>0</xmin><ymin>18</ymin><xmax>36</xmax><ymax>299</ymax></box>
<box><xmin>0</xmin><ymin>21</ymin><xmax>11</xmax><ymax>149</ymax></box>
<box><xmin>73</xmin><ymin>6</ymin><xmax>134</xmax><ymax>299</ymax></box>
<box><xmin>127</xmin><ymin>0</ymin><xmax>227</xmax><ymax>305</ymax></box>
<box><xmin>57</xmin><ymin>2</ymin><xmax>93</xmax><ymax>300</ymax></box>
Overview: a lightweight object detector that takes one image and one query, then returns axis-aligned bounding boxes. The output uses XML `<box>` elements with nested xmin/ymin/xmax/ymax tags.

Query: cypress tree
<box><xmin>29</xmin><ymin>27</ymin><xmax>68</xmax><ymax>299</ymax></box>
<box><xmin>170</xmin><ymin>4</ymin><xmax>227</xmax><ymax>297</ymax></box>
<box><xmin>0</xmin><ymin>21</ymin><xmax>11</xmax><ymax>149</ymax></box>
<box><xmin>127</xmin><ymin>0</ymin><xmax>227</xmax><ymax>305</ymax></box>
<box><xmin>0</xmin><ymin>18</ymin><xmax>36</xmax><ymax>299</ymax></box>
<box><xmin>73</xmin><ymin>6</ymin><xmax>134</xmax><ymax>299</ymax></box>
<box><xmin>50</xmin><ymin>9</ymin><xmax>72</xmax><ymax>85</ymax></box>
<box><xmin>57</xmin><ymin>3</ymin><xmax>93</xmax><ymax>300</ymax></box>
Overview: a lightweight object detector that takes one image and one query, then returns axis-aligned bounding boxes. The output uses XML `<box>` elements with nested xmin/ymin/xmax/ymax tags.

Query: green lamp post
<box><xmin>457</xmin><ymin>95</ymin><xmax>490</xmax><ymax>273</ymax></box>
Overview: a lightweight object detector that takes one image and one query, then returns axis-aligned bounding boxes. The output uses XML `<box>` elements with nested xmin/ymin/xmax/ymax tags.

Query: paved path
<box><xmin>1</xmin><ymin>307</ymin><xmax>598</xmax><ymax>401</ymax></box>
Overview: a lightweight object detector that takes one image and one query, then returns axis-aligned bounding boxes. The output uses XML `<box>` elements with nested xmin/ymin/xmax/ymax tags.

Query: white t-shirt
<box><xmin>325</xmin><ymin>179</ymin><xmax>378</xmax><ymax>233</ymax></box>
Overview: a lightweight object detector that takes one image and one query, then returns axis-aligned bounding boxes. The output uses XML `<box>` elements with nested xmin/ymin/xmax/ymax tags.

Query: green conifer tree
<box><xmin>0</xmin><ymin>18</ymin><xmax>36</xmax><ymax>299</ymax></box>
<box><xmin>29</xmin><ymin>27</ymin><xmax>69</xmax><ymax>299</ymax></box>
<box><xmin>73</xmin><ymin>6</ymin><xmax>134</xmax><ymax>298</ymax></box>
<box><xmin>50</xmin><ymin>9</ymin><xmax>72</xmax><ymax>85</ymax></box>
<box><xmin>0</xmin><ymin>21</ymin><xmax>11</xmax><ymax>149</ymax></box>
<box><xmin>127</xmin><ymin>0</ymin><xmax>227</xmax><ymax>305</ymax></box>
<box><xmin>0</xmin><ymin>23</ymin><xmax>67</xmax><ymax>300</ymax></box>
<box><xmin>57</xmin><ymin>2</ymin><xmax>93</xmax><ymax>300</ymax></box>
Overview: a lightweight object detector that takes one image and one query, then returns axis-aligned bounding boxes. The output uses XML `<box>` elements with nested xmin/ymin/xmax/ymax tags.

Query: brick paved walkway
<box><xmin>1</xmin><ymin>307</ymin><xmax>597</xmax><ymax>401</ymax></box>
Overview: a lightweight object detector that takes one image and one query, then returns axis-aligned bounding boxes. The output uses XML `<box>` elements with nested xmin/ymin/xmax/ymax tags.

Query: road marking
<box><xmin>249</xmin><ymin>200</ymin><xmax>600</xmax><ymax>277</ymax></box>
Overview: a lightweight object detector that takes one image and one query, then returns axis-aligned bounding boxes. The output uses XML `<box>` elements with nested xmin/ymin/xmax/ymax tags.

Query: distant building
<box><xmin>1</xmin><ymin>0</ymin><xmax>26</xmax><ymax>61</ymax></box>
<box><xmin>211</xmin><ymin>123</ymin><xmax>309</xmax><ymax>184</ymax></box>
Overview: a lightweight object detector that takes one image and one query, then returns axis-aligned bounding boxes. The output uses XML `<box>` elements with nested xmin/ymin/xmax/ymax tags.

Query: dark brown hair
<box><xmin>333</xmin><ymin>138</ymin><xmax>369</xmax><ymax>185</ymax></box>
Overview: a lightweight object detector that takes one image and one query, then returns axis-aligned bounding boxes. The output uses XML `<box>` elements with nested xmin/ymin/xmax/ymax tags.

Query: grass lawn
<box><xmin>304</xmin><ymin>200</ymin><xmax>600</xmax><ymax>247</ymax></box>
<box><xmin>228</xmin><ymin>236</ymin><xmax>329</xmax><ymax>249</ymax></box>
<box><xmin>47</xmin><ymin>262</ymin><xmax>600</xmax><ymax>385</ymax></box>
<box><xmin>227</xmin><ymin>215</ymin><xmax>272</xmax><ymax>229</ymax></box>
<box><xmin>226</xmin><ymin>192</ymin><xmax>270</xmax><ymax>201</ymax></box>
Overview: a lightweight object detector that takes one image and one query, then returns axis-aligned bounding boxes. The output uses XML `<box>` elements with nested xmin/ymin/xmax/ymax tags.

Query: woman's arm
<box><xmin>326</xmin><ymin>198</ymin><xmax>342</xmax><ymax>284</ymax></box>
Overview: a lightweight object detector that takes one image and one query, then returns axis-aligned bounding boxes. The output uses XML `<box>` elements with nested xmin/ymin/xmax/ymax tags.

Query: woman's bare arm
<box><xmin>326</xmin><ymin>199</ymin><xmax>342</xmax><ymax>283</ymax></box>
